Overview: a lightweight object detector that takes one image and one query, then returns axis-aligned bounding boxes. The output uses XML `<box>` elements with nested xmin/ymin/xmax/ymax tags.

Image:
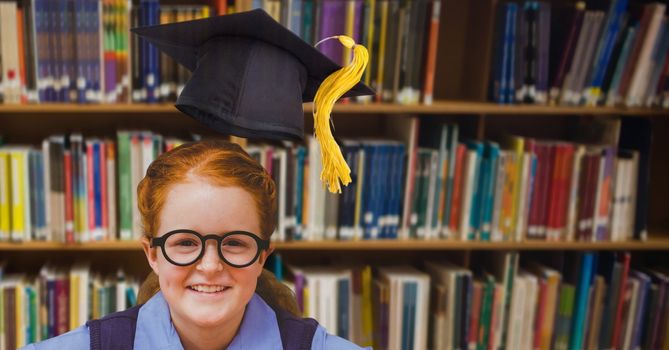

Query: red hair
<box><xmin>137</xmin><ymin>139</ymin><xmax>277</xmax><ymax>239</ymax></box>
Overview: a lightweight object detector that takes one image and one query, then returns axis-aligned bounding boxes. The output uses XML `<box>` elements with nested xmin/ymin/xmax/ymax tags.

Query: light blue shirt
<box><xmin>21</xmin><ymin>291</ymin><xmax>369</xmax><ymax>350</ymax></box>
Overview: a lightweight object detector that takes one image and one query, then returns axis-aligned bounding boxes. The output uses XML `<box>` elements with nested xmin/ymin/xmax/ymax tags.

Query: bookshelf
<box><xmin>4</xmin><ymin>101</ymin><xmax>669</xmax><ymax>115</ymax></box>
<box><xmin>2</xmin><ymin>0</ymin><xmax>669</xmax><ymax>349</ymax></box>
<box><xmin>3</xmin><ymin>235</ymin><xmax>669</xmax><ymax>251</ymax></box>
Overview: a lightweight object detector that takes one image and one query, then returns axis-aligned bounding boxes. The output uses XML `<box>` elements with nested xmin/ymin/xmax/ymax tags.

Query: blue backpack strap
<box><xmin>274</xmin><ymin>308</ymin><xmax>319</xmax><ymax>350</ymax></box>
<box><xmin>86</xmin><ymin>304</ymin><xmax>142</xmax><ymax>350</ymax></box>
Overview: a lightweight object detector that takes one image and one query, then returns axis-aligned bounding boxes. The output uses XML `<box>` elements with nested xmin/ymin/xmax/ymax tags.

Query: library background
<box><xmin>1</xmin><ymin>0</ymin><xmax>669</xmax><ymax>349</ymax></box>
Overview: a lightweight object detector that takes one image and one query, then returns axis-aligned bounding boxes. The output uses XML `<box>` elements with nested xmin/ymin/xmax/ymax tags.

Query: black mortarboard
<box><xmin>131</xmin><ymin>9</ymin><xmax>373</xmax><ymax>141</ymax></box>
<box><xmin>132</xmin><ymin>9</ymin><xmax>373</xmax><ymax>193</ymax></box>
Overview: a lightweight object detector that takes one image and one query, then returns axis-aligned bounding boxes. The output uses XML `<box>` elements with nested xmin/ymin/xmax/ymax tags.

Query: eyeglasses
<box><xmin>150</xmin><ymin>229</ymin><xmax>270</xmax><ymax>268</ymax></box>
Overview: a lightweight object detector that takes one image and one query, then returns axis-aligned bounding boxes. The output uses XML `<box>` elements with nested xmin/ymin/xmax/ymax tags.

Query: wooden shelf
<box><xmin>1</xmin><ymin>101</ymin><xmax>669</xmax><ymax>116</ymax></box>
<box><xmin>2</xmin><ymin>236</ymin><xmax>669</xmax><ymax>251</ymax></box>
<box><xmin>274</xmin><ymin>238</ymin><xmax>669</xmax><ymax>250</ymax></box>
<box><xmin>0</xmin><ymin>240</ymin><xmax>143</xmax><ymax>251</ymax></box>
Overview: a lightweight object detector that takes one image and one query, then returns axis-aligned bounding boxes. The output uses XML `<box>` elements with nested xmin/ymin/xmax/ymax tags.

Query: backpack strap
<box><xmin>86</xmin><ymin>304</ymin><xmax>142</xmax><ymax>350</ymax></box>
<box><xmin>274</xmin><ymin>308</ymin><xmax>319</xmax><ymax>350</ymax></box>
<box><xmin>85</xmin><ymin>302</ymin><xmax>317</xmax><ymax>350</ymax></box>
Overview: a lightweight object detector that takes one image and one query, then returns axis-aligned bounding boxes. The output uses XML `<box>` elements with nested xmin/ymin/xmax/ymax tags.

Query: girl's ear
<box><xmin>258</xmin><ymin>246</ymin><xmax>275</xmax><ymax>266</ymax></box>
<box><xmin>141</xmin><ymin>236</ymin><xmax>160</xmax><ymax>275</ymax></box>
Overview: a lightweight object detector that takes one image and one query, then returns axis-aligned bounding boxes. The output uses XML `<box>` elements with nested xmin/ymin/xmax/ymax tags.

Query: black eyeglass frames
<box><xmin>150</xmin><ymin>229</ymin><xmax>270</xmax><ymax>268</ymax></box>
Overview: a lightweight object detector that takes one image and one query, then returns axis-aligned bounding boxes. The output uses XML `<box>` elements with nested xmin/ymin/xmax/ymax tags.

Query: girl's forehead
<box><xmin>159</xmin><ymin>182</ymin><xmax>261</xmax><ymax>234</ymax></box>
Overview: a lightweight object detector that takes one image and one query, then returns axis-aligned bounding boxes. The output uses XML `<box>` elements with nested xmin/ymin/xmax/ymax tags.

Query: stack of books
<box><xmin>0</xmin><ymin>262</ymin><xmax>140</xmax><ymax>349</ymax></box>
<box><xmin>0</xmin><ymin>0</ymin><xmax>442</xmax><ymax>105</ymax></box>
<box><xmin>0</xmin><ymin>116</ymin><xmax>653</xmax><ymax>243</ymax></box>
<box><xmin>490</xmin><ymin>0</ymin><xmax>669</xmax><ymax>108</ymax></box>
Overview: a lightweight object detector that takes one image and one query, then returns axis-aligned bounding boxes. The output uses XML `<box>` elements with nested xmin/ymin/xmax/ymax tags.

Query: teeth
<box><xmin>189</xmin><ymin>285</ymin><xmax>226</xmax><ymax>293</ymax></box>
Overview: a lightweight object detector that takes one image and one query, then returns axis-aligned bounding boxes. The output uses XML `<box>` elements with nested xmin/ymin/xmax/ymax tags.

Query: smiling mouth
<box><xmin>187</xmin><ymin>285</ymin><xmax>230</xmax><ymax>293</ymax></box>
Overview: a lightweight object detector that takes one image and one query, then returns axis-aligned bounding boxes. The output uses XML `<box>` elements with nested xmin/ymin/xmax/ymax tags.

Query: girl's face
<box><xmin>142</xmin><ymin>176</ymin><xmax>269</xmax><ymax>328</ymax></box>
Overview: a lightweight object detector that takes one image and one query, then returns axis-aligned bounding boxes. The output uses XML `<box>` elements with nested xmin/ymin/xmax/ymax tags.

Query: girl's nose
<box><xmin>195</xmin><ymin>241</ymin><xmax>223</xmax><ymax>272</ymax></box>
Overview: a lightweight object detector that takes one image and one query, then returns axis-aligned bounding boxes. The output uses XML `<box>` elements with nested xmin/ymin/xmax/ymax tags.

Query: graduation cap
<box><xmin>131</xmin><ymin>9</ymin><xmax>373</xmax><ymax>193</ymax></box>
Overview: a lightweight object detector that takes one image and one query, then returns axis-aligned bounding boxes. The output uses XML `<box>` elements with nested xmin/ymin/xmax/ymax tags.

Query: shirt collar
<box><xmin>227</xmin><ymin>294</ymin><xmax>283</xmax><ymax>350</ymax></box>
<box><xmin>134</xmin><ymin>291</ymin><xmax>283</xmax><ymax>350</ymax></box>
<box><xmin>134</xmin><ymin>291</ymin><xmax>183</xmax><ymax>350</ymax></box>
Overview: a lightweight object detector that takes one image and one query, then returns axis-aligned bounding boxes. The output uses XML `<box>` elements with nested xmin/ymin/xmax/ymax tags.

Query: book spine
<box><xmin>480</xmin><ymin>144</ymin><xmax>498</xmax><ymax>241</ymax></box>
<box><xmin>449</xmin><ymin>144</ymin><xmax>466</xmax><ymax>237</ymax></box>
<box><xmin>35</xmin><ymin>151</ymin><xmax>47</xmax><ymax>240</ymax></box>
<box><xmin>9</xmin><ymin>151</ymin><xmax>26</xmax><ymax>241</ymax></box>
<box><xmin>527</xmin><ymin>144</ymin><xmax>542</xmax><ymax>239</ymax></box>
<box><xmin>443</xmin><ymin>125</ymin><xmax>459</xmax><ymax>236</ymax></box>
<box><xmin>596</xmin><ymin>148</ymin><xmax>615</xmax><ymax>240</ymax></box>
<box><xmin>630</xmin><ymin>273</ymin><xmax>649</xmax><ymax>349</ymax></box>
<box><xmin>468</xmin><ymin>282</ymin><xmax>482</xmax><ymax>350</ymax></box>
<box><xmin>459</xmin><ymin>148</ymin><xmax>476</xmax><ymax>240</ymax></box>
<box><xmin>490</xmin><ymin>3</ymin><xmax>507</xmax><ymax>103</ymax></box>
<box><xmin>558</xmin><ymin>146</ymin><xmax>575</xmax><ymax>240</ymax></box>
<box><xmin>389</xmin><ymin>145</ymin><xmax>402</xmax><ymax>239</ymax></box>
<box><xmin>342</xmin><ymin>0</ymin><xmax>355</xmax><ymax>65</ymax></box>
<box><xmin>461</xmin><ymin>274</ymin><xmax>473</xmax><ymax>350</ymax></box>
<box><xmin>29</xmin><ymin>152</ymin><xmax>39</xmax><ymax>240</ymax></box>
<box><xmin>318</xmin><ymin>0</ymin><xmax>345</xmax><ymax>65</ymax></box>
<box><xmin>539</xmin><ymin>144</ymin><xmax>556</xmax><ymax>240</ymax></box>
<box><xmin>86</xmin><ymin>141</ymin><xmax>94</xmax><ymax>240</ymax></box>
<box><xmin>422</xmin><ymin>0</ymin><xmax>440</xmax><ymax>105</ymax></box>
<box><xmin>94</xmin><ymin>142</ymin><xmax>103</xmax><ymax>239</ymax></box>
<box><xmin>16</xmin><ymin>6</ymin><xmax>28</xmax><ymax>103</ymax></box>
<box><xmin>106</xmin><ymin>141</ymin><xmax>116</xmax><ymax>239</ymax></box>
<box><xmin>520</xmin><ymin>2</ymin><xmax>538</xmax><ymax>103</ymax></box>
<box><xmin>514</xmin><ymin>152</ymin><xmax>531</xmax><ymax>241</ymax></box>
<box><xmin>0</xmin><ymin>151</ymin><xmax>10</xmax><ymax>240</ymax></box>
<box><xmin>373</xmin><ymin>0</ymin><xmax>388</xmax><ymax>102</ymax></box>
<box><xmin>536</xmin><ymin>2</ymin><xmax>550</xmax><ymax>104</ymax></box>
<box><xmin>55</xmin><ymin>277</ymin><xmax>68</xmax><ymax>335</ymax></box>
<box><xmin>501</xmin><ymin>4</ymin><xmax>518</xmax><ymax>104</ymax></box>
<box><xmin>117</xmin><ymin>132</ymin><xmax>131</xmax><ymax>240</ymax></box>
<box><xmin>545</xmin><ymin>144</ymin><xmax>562</xmax><ymax>241</ymax></box>
<box><xmin>294</xmin><ymin>147</ymin><xmax>305</xmax><ymax>240</ymax></box>
<box><xmin>392</xmin><ymin>145</ymin><xmax>405</xmax><ymax>239</ymax></box>
<box><xmin>569</xmin><ymin>253</ymin><xmax>594</xmax><ymax>349</ymax></box>
<box><xmin>63</xmin><ymin>147</ymin><xmax>74</xmax><ymax>243</ymax></box>
<box><xmin>99</xmin><ymin>141</ymin><xmax>108</xmax><ymax>239</ymax></box>
<box><xmin>575</xmin><ymin>153</ymin><xmax>591</xmax><ymax>240</ymax></box>
<box><xmin>400</xmin><ymin>119</ymin><xmax>419</xmax><ymax>239</ymax></box>
<box><xmin>582</xmin><ymin>153</ymin><xmax>601</xmax><ymax>241</ymax></box>
<box><xmin>491</xmin><ymin>153</ymin><xmax>506</xmax><ymax>241</ymax></box>
<box><xmin>467</xmin><ymin>143</ymin><xmax>483</xmax><ymax>241</ymax></box>
<box><xmin>532</xmin><ymin>278</ymin><xmax>546</xmax><ymax>349</ymax></box>
<box><xmin>610</xmin><ymin>253</ymin><xmax>631</xmax><ymax>347</ymax></box>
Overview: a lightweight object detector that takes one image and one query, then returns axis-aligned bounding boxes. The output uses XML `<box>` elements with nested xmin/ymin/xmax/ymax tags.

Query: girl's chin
<box><xmin>179</xmin><ymin>303</ymin><xmax>235</xmax><ymax>327</ymax></box>
<box><xmin>188</xmin><ymin>314</ymin><xmax>232</xmax><ymax>328</ymax></box>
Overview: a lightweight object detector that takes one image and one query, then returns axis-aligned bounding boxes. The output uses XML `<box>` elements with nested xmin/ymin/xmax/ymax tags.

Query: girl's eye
<box><xmin>224</xmin><ymin>240</ymin><xmax>244</xmax><ymax>247</ymax></box>
<box><xmin>177</xmin><ymin>240</ymin><xmax>198</xmax><ymax>247</ymax></box>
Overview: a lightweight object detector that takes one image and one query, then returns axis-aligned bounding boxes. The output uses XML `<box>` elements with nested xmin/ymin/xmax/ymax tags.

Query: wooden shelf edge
<box><xmin>273</xmin><ymin>238</ymin><xmax>669</xmax><ymax>250</ymax></box>
<box><xmin>0</xmin><ymin>103</ymin><xmax>179</xmax><ymax>114</ymax></box>
<box><xmin>1</xmin><ymin>101</ymin><xmax>669</xmax><ymax>116</ymax></box>
<box><xmin>2</xmin><ymin>237</ymin><xmax>669</xmax><ymax>251</ymax></box>
<box><xmin>0</xmin><ymin>241</ymin><xmax>143</xmax><ymax>251</ymax></box>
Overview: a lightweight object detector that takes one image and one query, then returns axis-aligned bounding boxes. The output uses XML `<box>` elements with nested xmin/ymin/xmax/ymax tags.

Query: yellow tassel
<box><xmin>313</xmin><ymin>35</ymin><xmax>369</xmax><ymax>193</ymax></box>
